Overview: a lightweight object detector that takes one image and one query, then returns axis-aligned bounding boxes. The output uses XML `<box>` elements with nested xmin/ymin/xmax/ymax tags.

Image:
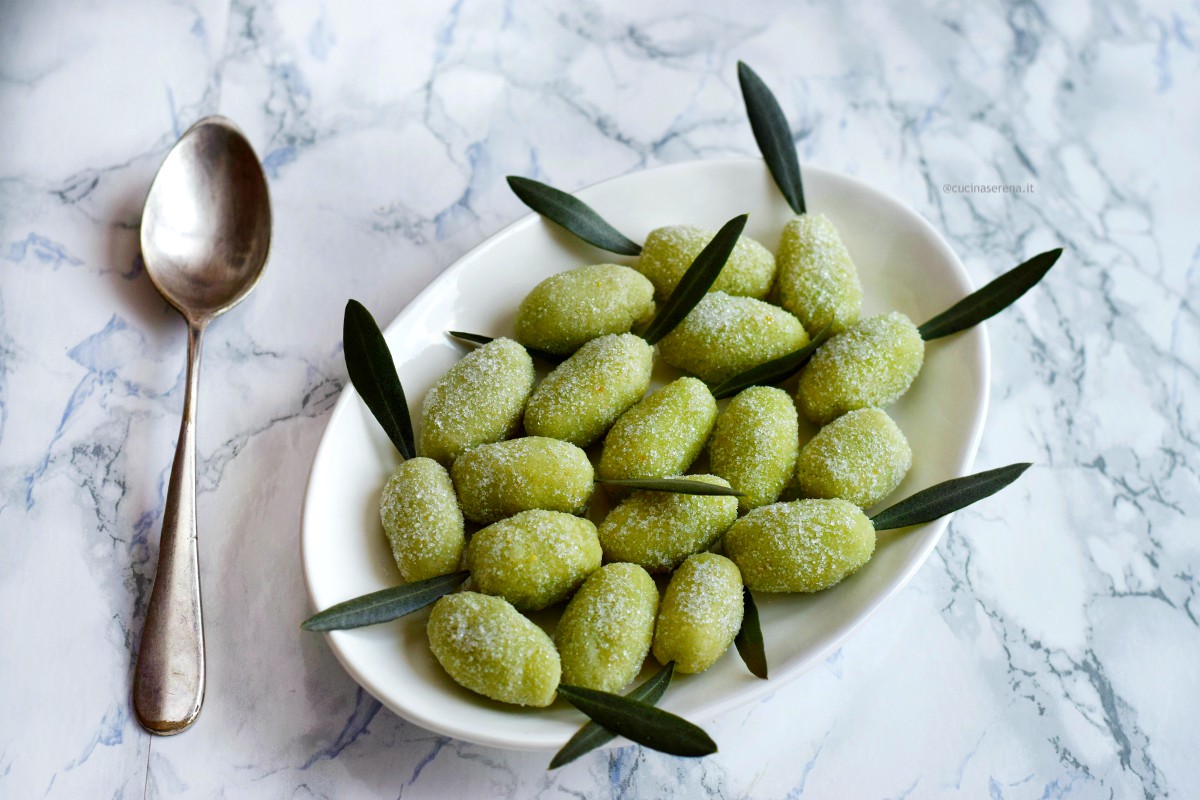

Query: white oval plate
<box><xmin>301</xmin><ymin>158</ymin><xmax>989</xmax><ymax>751</ymax></box>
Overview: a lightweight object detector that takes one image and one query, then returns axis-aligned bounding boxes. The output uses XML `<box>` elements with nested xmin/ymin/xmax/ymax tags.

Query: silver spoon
<box><xmin>133</xmin><ymin>116</ymin><xmax>271</xmax><ymax>735</ymax></box>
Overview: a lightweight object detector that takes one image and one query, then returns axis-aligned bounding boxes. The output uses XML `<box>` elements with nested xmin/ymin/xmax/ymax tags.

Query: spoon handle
<box><xmin>134</xmin><ymin>321</ymin><xmax>206</xmax><ymax>734</ymax></box>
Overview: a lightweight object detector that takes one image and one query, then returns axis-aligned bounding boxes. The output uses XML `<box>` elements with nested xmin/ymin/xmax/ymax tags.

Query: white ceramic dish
<box><xmin>300</xmin><ymin>158</ymin><xmax>989</xmax><ymax>751</ymax></box>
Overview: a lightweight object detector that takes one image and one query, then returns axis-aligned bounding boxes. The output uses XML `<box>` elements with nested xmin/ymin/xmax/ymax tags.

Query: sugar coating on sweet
<box><xmin>524</xmin><ymin>333</ymin><xmax>654</xmax><ymax>447</ymax></box>
<box><xmin>651</xmin><ymin>553</ymin><xmax>744</xmax><ymax>674</ymax></box>
<box><xmin>796</xmin><ymin>311</ymin><xmax>925</xmax><ymax>424</ymax></box>
<box><xmin>379</xmin><ymin>457</ymin><xmax>466</xmax><ymax>582</ymax></box>
<box><xmin>426</xmin><ymin>592</ymin><xmax>561</xmax><ymax>707</ymax></box>
<box><xmin>793</xmin><ymin>408</ymin><xmax>912</xmax><ymax>508</ymax></box>
<box><xmin>597</xmin><ymin>377</ymin><xmax>717</xmax><ymax>481</ymax></box>
<box><xmin>554</xmin><ymin>563</ymin><xmax>659</xmax><ymax>693</ymax></box>
<box><xmin>598</xmin><ymin>475</ymin><xmax>738</xmax><ymax>572</ymax></box>
<box><xmin>515</xmin><ymin>264</ymin><xmax>656</xmax><ymax>355</ymax></box>
<box><xmin>775</xmin><ymin>213</ymin><xmax>863</xmax><ymax>336</ymax></box>
<box><xmin>466</xmin><ymin>509</ymin><xmax>602</xmax><ymax>611</ymax></box>
<box><xmin>707</xmin><ymin>386</ymin><xmax>800</xmax><ymax>513</ymax></box>
<box><xmin>637</xmin><ymin>225</ymin><xmax>776</xmax><ymax>301</ymax></box>
<box><xmin>657</xmin><ymin>292</ymin><xmax>809</xmax><ymax>385</ymax></box>
<box><xmin>421</xmin><ymin>337</ymin><xmax>535</xmax><ymax>465</ymax></box>
<box><xmin>450</xmin><ymin>436</ymin><xmax>594</xmax><ymax>524</ymax></box>
<box><xmin>723</xmin><ymin>499</ymin><xmax>875</xmax><ymax>593</ymax></box>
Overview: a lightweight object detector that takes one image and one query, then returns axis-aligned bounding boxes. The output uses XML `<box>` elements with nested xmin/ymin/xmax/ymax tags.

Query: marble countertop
<box><xmin>2</xmin><ymin>1</ymin><xmax>1197</xmax><ymax>797</ymax></box>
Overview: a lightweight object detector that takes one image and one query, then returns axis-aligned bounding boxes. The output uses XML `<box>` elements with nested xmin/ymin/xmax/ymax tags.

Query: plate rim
<box><xmin>299</xmin><ymin>156</ymin><xmax>992</xmax><ymax>750</ymax></box>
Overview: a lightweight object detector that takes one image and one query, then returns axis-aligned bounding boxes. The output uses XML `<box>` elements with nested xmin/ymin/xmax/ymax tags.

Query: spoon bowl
<box><xmin>141</xmin><ymin>118</ymin><xmax>271</xmax><ymax>321</ymax></box>
<box><xmin>134</xmin><ymin>116</ymin><xmax>271</xmax><ymax>735</ymax></box>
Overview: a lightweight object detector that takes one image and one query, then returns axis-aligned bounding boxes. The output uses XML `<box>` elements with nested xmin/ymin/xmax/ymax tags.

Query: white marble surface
<box><xmin>1</xmin><ymin>0</ymin><xmax>1197</xmax><ymax>797</ymax></box>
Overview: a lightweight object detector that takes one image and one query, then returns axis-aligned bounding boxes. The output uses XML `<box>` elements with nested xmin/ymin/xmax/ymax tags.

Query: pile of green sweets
<box><xmin>385</xmin><ymin>211</ymin><xmax>1016</xmax><ymax>708</ymax></box>
<box><xmin>307</xmin><ymin>61</ymin><xmax>1059</xmax><ymax>764</ymax></box>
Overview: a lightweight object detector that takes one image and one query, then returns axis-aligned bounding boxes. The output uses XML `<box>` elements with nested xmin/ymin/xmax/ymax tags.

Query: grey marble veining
<box><xmin>1</xmin><ymin>0</ymin><xmax>1196</xmax><ymax>797</ymax></box>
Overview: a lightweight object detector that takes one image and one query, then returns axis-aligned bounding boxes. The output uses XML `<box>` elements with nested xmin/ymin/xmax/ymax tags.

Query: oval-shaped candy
<box><xmin>450</xmin><ymin>436</ymin><xmax>594</xmax><ymax>525</ymax></box>
<box><xmin>723</xmin><ymin>499</ymin><xmax>875</xmax><ymax>593</ymax></box>
<box><xmin>515</xmin><ymin>264</ymin><xmax>655</xmax><ymax>355</ymax></box>
<box><xmin>427</xmin><ymin>592</ymin><xmax>560</xmax><ymax>707</ymax></box>
<box><xmin>651</xmin><ymin>553</ymin><xmax>744</xmax><ymax>674</ymax></box>
<box><xmin>657</xmin><ymin>293</ymin><xmax>809</xmax><ymax>385</ymax></box>
<box><xmin>793</xmin><ymin>408</ymin><xmax>912</xmax><ymax>508</ymax></box>
<box><xmin>466</xmin><ymin>510</ymin><xmax>602</xmax><ymax>611</ymax></box>
<box><xmin>598</xmin><ymin>475</ymin><xmax>738</xmax><ymax>572</ymax></box>
<box><xmin>707</xmin><ymin>386</ymin><xmax>800</xmax><ymax>513</ymax></box>
<box><xmin>379</xmin><ymin>457</ymin><xmax>465</xmax><ymax>582</ymax></box>
<box><xmin>637</xmin><ymin>225</ymin><xmax>776</xmax><ymax>300</ymax></box>
<box><xmin>421</xmin><ymin>337</ymin><xmax>535</xmax><ymax>465</ymax></box>
<box><xmin>597</xmin><ymin>377</ymin><xmax>717</xmax><ymax>482</ymax></box>
<box><xmin>796</xmin><ymin>311</ymin><xmax>925</xmax><ymax>425</ymax></box>
<box><xmin>554</xmin><ymin>563</ymin><xmax>659</xmax><ymax>693</ymax></box>
<box><xmin>524</xmin><ymin>333</ymin><xmax>653</xmax><ymax>447</ymax></box>
<box><xmin>774</xmin><ymin>213</ymin><xmax>863</xmax><ymax>336</ymax></box>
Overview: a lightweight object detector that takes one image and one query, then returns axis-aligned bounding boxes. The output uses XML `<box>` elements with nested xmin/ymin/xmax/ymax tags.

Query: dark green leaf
<box><xmin>301</xmin><ymin>571</ymin><xmax>470</xmax><ymax>631</ymax></box>
<box><xmin>344</xmin><ymin>299</ymin><xmax>416</xmax><ymax>459</ymax></box>
<box><xmin>710</xmin><ymin>326</ymin><xmax>831</xmax><ymax>399</ymax></box>
<box><xmin>598</xmin><ymin>478</ymin><xmax>744</xmax><ymax>497</ymax></box>
<box><xmin>870</xmin><ymin>463</ymin><xmax>1032</xmax><ymax>532</ymax></box>
<box><xmin>446</xmin><ymin>331</ymin><xmax>565</xmax><ymax>364</ymax></box>
<box><xmin>918</xmin><ymin>248</ymin><xmax>1063</xmax><ymax>341</ymax></box>
<box><xmin>556</xmin><ymin>684</ymin><xmax>717</xmax><ymax>759</ymax></box>
<box><xmin>734</xmin><ymin>586</ymin><xmax>768</xmax><ymax>679</ymax></box>
<box><xmin>549</xmin><ymin>663</ymin><xmax>675</xmax><ymax>769</ymax></box>
<box><xmin>640</xmin><ymin>214</ymin><xmax>749</xmax><ymax>345</ymax></box>
<box><xmin>446</xmin><ymin>330</ymin><xmax>494</xmax><ymax>346</ymax></box>
<box><xmin>507</xmin><ymin>176</ymin><xmax>642</xmax><ymax>256</ymax></box>
<box><xmin>738</xmin><ymin>61</ymin><xmax>805</xmax><ymax>215</ymax></box>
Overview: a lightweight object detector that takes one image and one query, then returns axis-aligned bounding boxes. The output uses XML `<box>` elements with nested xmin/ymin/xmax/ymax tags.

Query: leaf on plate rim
<box><xmin>344</xmin><ymin>299</ymin><xmax>416</xmax><ymax>460</ymax></box>
<box><xmin>507</xmin><ymin>176</ymin><xmax>643</xmax><ymax>256</ymax></box>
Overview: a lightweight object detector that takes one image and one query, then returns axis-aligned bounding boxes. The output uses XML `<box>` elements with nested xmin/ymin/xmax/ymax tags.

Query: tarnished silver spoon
<box><xmin>134</xmin><ymin>116</ymin><xmax>271</xmax><ymax>735</ymax></box>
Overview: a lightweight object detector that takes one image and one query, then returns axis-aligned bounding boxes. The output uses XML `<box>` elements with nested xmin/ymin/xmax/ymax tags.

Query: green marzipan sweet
<box><xmin>420</xmin><ymin>337</ymin><xmax>535</xmax><ymax>465</ymax></box>
<box><xmin>723</xmin><ymin>498</ymin><xmax>875</xmax><ymax>593</ymax></box>
<box><xmin>637</xmin><ymin>225</ymin><xmax>776</xmax><ymax>301</ymax></box>
<box><xmin>427</xmin><ymin>592</ymin><xmax>561</xmax><ymax>707</ymax></box>
<box><xmin>598</xmin><ymin>475</ymin><xmax>739</xmax><ymax>572</ymax></box>
<box><xmin>555</xmin><ymin>563</ymin><xmax>660</xmax><ymax>693</ymax></box>
<box><xmin>466</xmin><ymin>510</ymin><xmax>602</xmax><ymax>611</ymax></box>
<box><xmin>597</xmin><ymin>377</ymin><xmax>717</xmax><ymax>482</ymax></box>
<box><xmin>796</xmin><ymin>311</ymin><xmax>925</xmax><ymax>425</ymax></box>
<box><xmin>793</xmin><ymin>408</ymin><xmax>912</xmax><ymax>508</ymax></box>
<box><xmin>379</xmin><ymin>457</ymin><xmax>466</xmax><ymax>582</ymax></box>
<box><xmin>450</xmin><ymin>436</ymin><xmax>594</xmax><ymax>525</ymax></box>
<box><xmin>774</xmin><ymin>213</ymin><xmax>863</xmax><ymax>336</ymax></box>
<box><xmin>651</xmin><ymin>553</ymin><xmax>744</xmax><ymax>674</ymax></box>
<box><xmin>524</xmin><ymin>333</ymin><xmax>654</xmax><ymax>447</ymax></box>
<box><xmin>515</xmin><ymin>264</ymin><xmax>656</xmax><ymax>356</ymax></box>
<box><xmin>657</xmin><ymin>292</ymin><xmax>809</xmax><ymax>385</ymax></box>
<box><xmin>707</xmin><ymin>385</ymin><xmax>800</xmax><ymax>513</ymax></box>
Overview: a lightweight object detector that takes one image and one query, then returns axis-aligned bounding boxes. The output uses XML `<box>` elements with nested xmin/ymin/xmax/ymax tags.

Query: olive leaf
<box><xmin>734</xmin><ymin>586</ymin><xmax>768</xmax><ymax>679</ymax></box>
<box><xmin>549</xmin><ymin>662</ymin><xmax>675</xmax><ymax>769</ymax></box>
<box><xmin>556</xmin><ymin>683</ymin><xmax>717</xmax><ymax>759</ymax></box>
<box><xmin>738</xmin><ymin>61</ymin><xmax>805</xmax><ymax>216</ymax></box>
<box><xmin>639</xmin><ymin>214</ymin><xmax>749</xmax><ymax>345</ymax></box>
<box><xmin>301</xmin><ymin>571</ymin><xmax>470</xmax><ymax>631</ymax></box>
<box><xmin>344</xmin><ymin>299</ymin><xmax>416</xmax><ymax>460</ymax></box>
<box><xmin>598</xmin><ymin>478</ymin><xmax>744</xmax><ymax>497</ymax></box>
<box><xmin>446</xmin><ymin>330</ymin><xmax>494</xmax><ymax>347</ymax></box>
<box><xmin>445</xmin><ymin>330</ymin><xmax>564</xmax><ymax>364</ymax></box>
<box><xmin>710</xmin><ymin>326</ymin><xmax>831</xmax><ymax>399</ymax></box>
<box><xmin>507</xmin><ymin>176</ymin><xmax>643</xmax><ymax>256</ymax></box>
<box><xmin>870</xmin><ymin>463</ymin><xmax>1032</xmax><ymax>531</ymax></box>
<box><xmin>917</xmin><ymin>248</ymin><xmax>1063</xmax><ymax>341</ymax></box>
